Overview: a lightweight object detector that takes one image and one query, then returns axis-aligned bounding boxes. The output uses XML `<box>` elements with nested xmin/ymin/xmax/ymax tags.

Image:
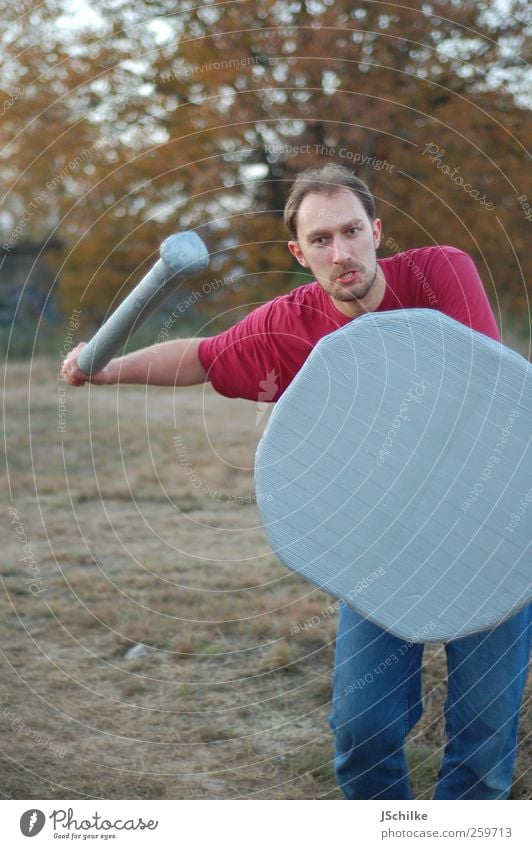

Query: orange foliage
<box><xmin>1</xmin><ymin>0</ymin><xmax>530</xmax><ymax>332</ymax></box>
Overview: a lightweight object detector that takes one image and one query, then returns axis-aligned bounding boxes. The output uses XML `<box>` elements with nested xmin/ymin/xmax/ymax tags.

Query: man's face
<box><xmin>288</xmin><ymin>189</ymin><xmax>382</xmax><ymax>314</ymax></box>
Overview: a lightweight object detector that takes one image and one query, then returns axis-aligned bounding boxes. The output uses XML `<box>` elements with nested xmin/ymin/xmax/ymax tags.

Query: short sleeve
<box><xmin>198</xmin><ymin>302</ymin><xmax>284</xmax><ymax>401</ymax></box>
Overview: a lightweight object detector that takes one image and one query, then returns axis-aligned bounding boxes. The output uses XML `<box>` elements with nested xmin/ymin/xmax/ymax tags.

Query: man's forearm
<box><xmin>107</xmin><ymin>337</ymin><xmax>208</xmax><ymax>385</ymax></box>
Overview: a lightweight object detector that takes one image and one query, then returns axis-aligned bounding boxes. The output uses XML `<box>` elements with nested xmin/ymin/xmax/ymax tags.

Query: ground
<box><xmin>1</xmin><ymin>358</ymin><xmax>530</xmax><ymax>799</ymax></box>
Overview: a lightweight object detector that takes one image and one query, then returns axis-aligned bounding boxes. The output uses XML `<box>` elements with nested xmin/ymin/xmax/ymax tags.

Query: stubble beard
<box><xmin>325</xmin><ymin>262</ymin><xmax>379</xmax><ymax>303</ymax></box>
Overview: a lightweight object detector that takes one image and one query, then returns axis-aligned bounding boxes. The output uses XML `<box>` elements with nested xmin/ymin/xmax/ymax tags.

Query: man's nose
<box><xmin>331</xmin><ymin>238</ymin><xmax>351</xmax><ymax>263</ymax></box>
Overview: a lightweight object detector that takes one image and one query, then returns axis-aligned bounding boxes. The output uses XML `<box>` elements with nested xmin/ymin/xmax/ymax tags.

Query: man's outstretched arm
<box><xmin>61</xmin><ymin>338</ymin><xmax>208</xmax><ymax>387</ymax></box>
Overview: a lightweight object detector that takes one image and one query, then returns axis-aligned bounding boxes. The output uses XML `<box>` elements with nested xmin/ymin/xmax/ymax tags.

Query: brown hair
<box><xmin>284</xmin><ymin>163</ymin><xmax>376</xmax><ymax>240</ymax></box>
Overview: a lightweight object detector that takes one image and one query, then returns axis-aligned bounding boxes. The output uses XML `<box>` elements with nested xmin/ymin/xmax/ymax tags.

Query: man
<box><xmin>62</xmin><ymin>163</ymin><xmax>531</xmax><ymax>799</ymax></box>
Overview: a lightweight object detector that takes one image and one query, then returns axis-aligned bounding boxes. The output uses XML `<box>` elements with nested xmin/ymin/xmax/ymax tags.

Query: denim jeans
<box><xmin>328</xmin><ymin>603</ymin><xmax>531</xmax><ymax>799</ymax></box>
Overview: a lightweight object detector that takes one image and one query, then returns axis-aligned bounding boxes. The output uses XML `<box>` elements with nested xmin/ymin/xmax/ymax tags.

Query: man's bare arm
<box><xmin>61</xmin><ymin>338</ymin><xmax>208</xmax><ymax>387</ymax></box>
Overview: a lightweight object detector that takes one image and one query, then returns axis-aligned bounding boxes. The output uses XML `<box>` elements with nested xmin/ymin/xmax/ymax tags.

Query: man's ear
<box><xmin>372</xmin><ymin>218</ymin><xmax>382</xmax><ymax>249</ymax></box>
<box><xmin>288</xmin><ymin>241</ymin><xmax>309</xmax><ymax>267</ymax></box>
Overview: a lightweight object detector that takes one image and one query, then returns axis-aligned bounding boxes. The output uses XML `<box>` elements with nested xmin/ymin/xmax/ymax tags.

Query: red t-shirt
<box><xmin>198</xmin><ymin>246</ymin><xmax>500</xmax><ymax>402</ymax></box>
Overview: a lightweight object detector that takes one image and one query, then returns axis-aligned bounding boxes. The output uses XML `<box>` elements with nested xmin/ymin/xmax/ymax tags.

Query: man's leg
<box><xmin>435</xmin><ymin>604</ymin><xmax>531</xmax><ymax>800</ymax></box>
<box><xmin>328</xmin><ymin>603</ymin><xmax>425</xmax><ymax>799</ymax></box>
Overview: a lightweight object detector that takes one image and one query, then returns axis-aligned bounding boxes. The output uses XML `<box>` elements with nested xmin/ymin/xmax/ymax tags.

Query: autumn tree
<box><xmin>1</xmin><ymin>0</ymin><xmax>530</xmax><ymax>336</ymax></box>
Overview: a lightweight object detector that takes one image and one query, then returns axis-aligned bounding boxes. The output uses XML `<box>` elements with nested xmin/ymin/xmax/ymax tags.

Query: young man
<box><xmin>62</xmin><ymin>163</ymin><xmax>531</xmax><ymax>799</ymax></box>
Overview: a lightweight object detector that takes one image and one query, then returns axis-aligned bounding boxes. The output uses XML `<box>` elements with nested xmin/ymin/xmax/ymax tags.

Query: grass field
<box><xmin>2</xmin><ymin>357</ymin><xmax>530</xmax><ymax>800</ymax></box>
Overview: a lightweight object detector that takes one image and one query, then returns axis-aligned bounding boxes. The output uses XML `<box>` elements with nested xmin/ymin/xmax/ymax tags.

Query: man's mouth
<box><xmin>334</xmin><ymin>269</ymin><xmax>363</xmax><ymax>285</ymax></box>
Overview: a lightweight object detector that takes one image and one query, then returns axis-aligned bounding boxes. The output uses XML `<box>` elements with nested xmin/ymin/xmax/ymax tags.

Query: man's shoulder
<box><xmin>380</xmin><ymin>245</ymin><xmax>469</xmax><ymax>270</ymax></box>
<box><xmin>269</xmin><ymin>280</ymin><xmax>323</xmax><ymax>306</ymax></box>
<box><xmin>261</xmin><ymin>281</ymin><xmax>325</xmax><ymax>321</ymax></box>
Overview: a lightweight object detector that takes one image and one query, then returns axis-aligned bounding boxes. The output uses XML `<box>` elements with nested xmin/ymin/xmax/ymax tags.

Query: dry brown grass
<box><xmin>1</xmin><ymin>358</ymin><xmax>530</xmax><ymax>800</ymax></box>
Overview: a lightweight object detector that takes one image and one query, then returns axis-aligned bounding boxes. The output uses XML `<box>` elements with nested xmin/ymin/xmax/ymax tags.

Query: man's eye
<box><xmin>347</xmin><ymin>227</ymin><xmax>361</xmax><ymax>235</ymax></box>
<box><xmin>312</xmin><ymin>236</ymin><xmax>328</xmax><ymax>245</ymax></box>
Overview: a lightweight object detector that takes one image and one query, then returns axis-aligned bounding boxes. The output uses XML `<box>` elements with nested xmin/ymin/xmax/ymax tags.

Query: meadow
<box><xmin>2</xmin><ymin>357</ymin><xmax>530</xmax><ymax>799</ymax></box>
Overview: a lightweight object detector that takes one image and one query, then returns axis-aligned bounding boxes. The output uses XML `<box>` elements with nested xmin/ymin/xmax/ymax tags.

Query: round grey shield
<box><xmin>255</xmin><ymin>309</ymin><xmax>532</xmax><ymax>643</ymax></box>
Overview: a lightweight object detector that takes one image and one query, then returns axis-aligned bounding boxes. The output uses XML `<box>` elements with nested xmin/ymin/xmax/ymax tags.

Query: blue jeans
<box><xmin>328</xmin><ymin>603</ymin><xmax>531</xmax><ymax>799</ymax></box>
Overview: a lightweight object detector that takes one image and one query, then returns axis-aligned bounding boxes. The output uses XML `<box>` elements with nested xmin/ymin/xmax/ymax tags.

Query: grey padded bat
<box><xmin>78</xmin><ymin>231</ymin><xmax>209</xmax><ymax>375</ymax></box>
